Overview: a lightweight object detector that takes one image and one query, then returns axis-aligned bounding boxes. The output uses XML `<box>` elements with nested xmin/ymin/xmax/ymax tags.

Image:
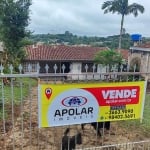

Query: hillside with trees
<box><xmin>29</xmin><ymin>31</ymin><xmax>148</xmax><ymax>49</ymax></box>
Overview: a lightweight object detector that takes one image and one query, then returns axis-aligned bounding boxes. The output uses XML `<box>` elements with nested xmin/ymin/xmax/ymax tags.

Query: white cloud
<box><xmin>28</xmin><ymin>0</ymin><xmax>150</xmax><ymax>37</ymax></box>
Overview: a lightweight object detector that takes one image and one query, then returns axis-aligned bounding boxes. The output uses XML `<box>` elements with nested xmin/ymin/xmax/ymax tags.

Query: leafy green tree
<box><xmin>101</xmin><ymin>0</ymin><xmax>144</xmax><ymax>49</ymax></box>
<box><xmin>94</xmin><ymin>49</ymin><xmax>123</xmax><ymax>71</ymax></box>
<box><xmin>0</xmin><ymin>0</ymin><xmax>31</xmax><ymax>70</ymax></box>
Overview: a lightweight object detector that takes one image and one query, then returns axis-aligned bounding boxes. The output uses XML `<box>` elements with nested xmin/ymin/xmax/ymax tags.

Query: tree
<box><xmin>94</xmin><ymin>49</ymin><xmax>122</xmax><ymax>71</ymax></box>
<box><xmin>101</xmin><ymin>0</ymin><xmax>144</xmax><ymax>49</ymax></box>
<box><xmin>0</xmin><ymin>0</ymin><xmax>31</xmax><ymax>70</ymax></box>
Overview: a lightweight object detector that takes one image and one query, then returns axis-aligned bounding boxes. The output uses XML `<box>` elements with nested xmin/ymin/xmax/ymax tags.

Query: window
<box><xmin>82</xmin><ymin>63</ymin><xmax>97</xmax><ymax>72</ymax></box>
<box><xmin>23</xmin><ymin>62</ymin><xmax>38</xmax><ymax>73</ymax></box>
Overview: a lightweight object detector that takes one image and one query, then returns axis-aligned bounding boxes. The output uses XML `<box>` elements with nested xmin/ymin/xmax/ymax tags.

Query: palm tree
<box><xmin>101</xmin><ymin>0</ymin><xmax>144</xmax><ymax>49</ymax></box>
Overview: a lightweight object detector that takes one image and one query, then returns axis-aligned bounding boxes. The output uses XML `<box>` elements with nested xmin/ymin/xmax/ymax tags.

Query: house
<box><xmin>129</xmin><ymin>42</ymin><xmax>150</xmax><ymax>79</ymax></box>
<box><xmin>23</xmin><ymin>44</ymin><xmax>108</xmax><ymax>72</ymax></box>
<box><xmin>23</xmin><ymin>44</ymin><xmax>128</xmax><ymax>80</ymax></box>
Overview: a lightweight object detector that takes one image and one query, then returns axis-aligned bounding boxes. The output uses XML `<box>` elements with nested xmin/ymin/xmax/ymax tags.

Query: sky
<box><xmin>28</xmin><ymin>0</ymin><xmax>150</xmax><ymax>37</ymax></box>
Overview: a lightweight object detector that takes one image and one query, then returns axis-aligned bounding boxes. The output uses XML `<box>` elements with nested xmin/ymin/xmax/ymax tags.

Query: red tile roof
<box><xmin>25</xmin><ymin>45</ymin><xmax>108</xmax><ymax>61</ymax></box>
<box><xmin>137</xmin><ymin>42</ymin><xmax>150</xmax><ymax>48</ymax></box>
<box><xmin>116</xmin><ymin>49</ymin><xmax>129</xmax><ymax>60</ymax></box>
<box><xmin>25</xmin><ymin>45</ymin><xmax>128</xmax><ymax>62</ymax></box>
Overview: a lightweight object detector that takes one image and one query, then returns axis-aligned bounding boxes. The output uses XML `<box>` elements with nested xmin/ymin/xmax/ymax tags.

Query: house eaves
<box><xmin>130</xmin><ymin>46</ymin><xmax>150</xmax><ymax>52</ymax></box>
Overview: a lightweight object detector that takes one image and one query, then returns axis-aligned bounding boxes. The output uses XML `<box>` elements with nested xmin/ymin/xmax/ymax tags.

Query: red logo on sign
<box><xmin>45</xmin><ymin>88</ymin><xmax>52</xmax><ymax>100</ymax></box>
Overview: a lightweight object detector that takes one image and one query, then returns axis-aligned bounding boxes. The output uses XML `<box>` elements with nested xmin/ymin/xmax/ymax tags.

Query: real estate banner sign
<box><xmin>38</xmin><ymin>81</ymin><xmax>146</xmax><ymax>127</ymax></box>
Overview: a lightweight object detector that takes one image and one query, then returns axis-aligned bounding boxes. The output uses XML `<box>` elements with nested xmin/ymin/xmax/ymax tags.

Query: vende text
<box><xmin>102</xmin><ymin>89</ymin><xmax>137</xmax><ymax>99</ymax></box>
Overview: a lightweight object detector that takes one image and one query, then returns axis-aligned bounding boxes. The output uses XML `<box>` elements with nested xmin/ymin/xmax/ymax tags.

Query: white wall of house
<box><xmin>67</xmin><ymin>62</ymin><xmax>83</xmax><ymax>80</ymax></box>
<box><xmin>97</xmin><ymin>64</ymin><xmax>107</xmax><ymax>80</ymax></box>
<box><xmin>71</xmin><ymin>62</ymin><xmax>82</xmax><ymax>74</ymax></box>
<box><xmin>67</xmin><ymin>62</ymin><xmax>107</xmax><ymax>80</ymax></box>
<box><xmin>97</xmin><ymin>64</ymin><xmax>106</xmax><ymax>73</ymax></box>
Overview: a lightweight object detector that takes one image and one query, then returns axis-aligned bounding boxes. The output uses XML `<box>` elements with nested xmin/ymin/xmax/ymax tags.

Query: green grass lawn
<box><xmin>0</xmin><ymin>77</ymin><xmax>37</xmax><ymax>119</ymax></box>
<box><xmin>119</xmin><ymin>94</ymin><xmax>150</xmax><ymax>135</ymax></box>
<box><xmin>139</xmin><ymin>94</ymin><xmax>150</xmax><ymax>132</ymax></box>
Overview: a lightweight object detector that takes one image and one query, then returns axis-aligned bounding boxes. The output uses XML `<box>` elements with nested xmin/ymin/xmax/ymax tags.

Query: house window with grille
<box><xmin>23</xmin><ymin>62</ymin><xmax>37</xmax><ymax>73</ymax></box>
<box><xmin>82</xmin><ymin>63</ymin><xmax>97</xmax><ymax>73</ymax></box>
<box><xmin>32</xmin><ymin>63</ymin><xmax>37</xmax><ymax>72</ymax></box>
<box><xmin>23</xmin><ymin>62</ymin><xmax>28</xmax><ymax>73</ymax></box>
